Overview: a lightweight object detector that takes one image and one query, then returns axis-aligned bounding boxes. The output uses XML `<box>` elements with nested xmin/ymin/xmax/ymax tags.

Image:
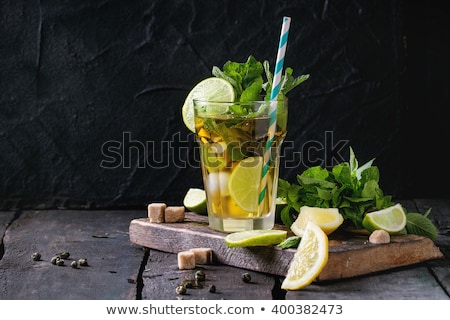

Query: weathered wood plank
<box><xmin>2</xmin><ymin>204</ymin><xmax>448</xmax><ymax>301</ymax></box>
<box><xmin>319</xmin><ymin>234</ymin><xmax>443</xmax><ymax>280</ymax></box>
<box><xmin>0</xmin><ymin>211</ymin><xmax>17</xmax><ymax>260</ymax></box>
<box><xmin>286</xmin><ymin>266</ymin><xmax>449</xmax><ymax>300</ymax></box>
<box><xmin>142</xmin><ymin>250</ymin><xmax>275</xmax><ymax>300</ymax></box>
<box><xmin>0</xmin><ymin>210</ymin><xmax>143</xmax><ymax>300</ymax></box>
<box><xmin>412</xmin><ymin>199</ymin><xmax>450</xmax><ymax>296</ymax></box>
<box><xmin>413</xmin><ymin>198</ymin><xmax>450</xmax><ymax>233</ymax></box>
<box><xmin>0</xmin><ymin>211</ymin><xmax>16</xmax><ymax>242</ymax></box>
<box><xmin>129</xmin><ymin>213</ymin><xmax>444</xmax><ymax>280</ymax></box>
<box><xmin>396</xmin><ymin>199</ymin><xmax>416</xmax><ymax>212</ymax></box>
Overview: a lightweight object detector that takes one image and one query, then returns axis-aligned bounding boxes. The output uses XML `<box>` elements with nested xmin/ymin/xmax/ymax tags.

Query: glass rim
<box><xmin>193</xmin><ymin>97</ymin><xmax>288</xmax><ymax>104</ymax></box>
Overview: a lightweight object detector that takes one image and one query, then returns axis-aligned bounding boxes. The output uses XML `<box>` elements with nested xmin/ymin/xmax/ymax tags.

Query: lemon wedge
<box><xmin>281</xmin><ymin>222</ymin><xmax>329</xmax><ymax>290</ymax></box>
<box><xmin>291</xmin><ymin>206</ymin><xmax>344</xmax><ymax>237</ymax></box>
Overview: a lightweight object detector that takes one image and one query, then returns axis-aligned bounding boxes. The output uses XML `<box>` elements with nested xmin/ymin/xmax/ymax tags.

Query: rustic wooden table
<box><xmin>1</xmin><ymin>199</ymin><xmax>449</xmax><ymax>300</ymax></box>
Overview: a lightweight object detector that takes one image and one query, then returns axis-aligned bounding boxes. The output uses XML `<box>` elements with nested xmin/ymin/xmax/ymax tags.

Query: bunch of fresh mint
<box><xmin>212</xmin><ymin>55</ymin><xmax>310</xmax><ymax>103</ymax></box>
<box><xmin>278</xmin><ymin>147</ymin><xmax>438</xmax><ymax>240</ymax></box>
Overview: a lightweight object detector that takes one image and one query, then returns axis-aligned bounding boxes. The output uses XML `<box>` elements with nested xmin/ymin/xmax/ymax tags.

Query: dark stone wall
<box><xmin>1</xmin><ymin>0</ymin><xmax>448</xmax><ymax>210</ymax></box>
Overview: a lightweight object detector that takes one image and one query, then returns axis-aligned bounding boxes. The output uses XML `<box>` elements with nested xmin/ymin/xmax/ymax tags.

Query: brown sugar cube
<box><xmin>148</xmin><ymin>203</ymin><xmax>166</xmax><ymax>223</ymax></box>
<box><xmin>177</xmin><ymin>251</ymin><xmax>196</xmax><ymax>270</ymax></box>
<box><xmin>164</xmin><ymin>206</ymin><xmax>185</xmax><ymax>223</ymax></box>
<box><xmin>189</xmin><ymin>248</ymin><xmax>213</xmax><ymax>265</ymax></box>
<box><xmin>369</xmin><ymin>229</ymin><xmax>391</xmax><ymax>244</ymax></box>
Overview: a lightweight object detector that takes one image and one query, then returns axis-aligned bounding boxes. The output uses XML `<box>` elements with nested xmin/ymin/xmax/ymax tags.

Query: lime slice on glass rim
<box><xmin>362</xmin><ymin>203</ymin><xmax>407</xmax><ymax>234</ymax></box>
<box><xmin>224</xmin><ymin>229</ymin><xmax>287</xmax><ymax>248</ymax></box>
<box><xmin>183</xmin><ymin>188</ymin><xmax>208</xmax><ymax>215</ymax></box>
<box><xmin>182</xmin><ymin>77</ymin><xmax>235</xmax><ymax>133</ymax></box>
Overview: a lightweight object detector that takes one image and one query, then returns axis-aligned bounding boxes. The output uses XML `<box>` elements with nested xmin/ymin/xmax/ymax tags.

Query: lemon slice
<box><xmin>291</xmin><ymin>206</ymin><xmax>344</xmax><ymax>237</ymax></box>
<box><xmin>228</xmin><ymin>156</ymin><xmax>263</xmax><ymax>213</ymax></box>
<box><xmin>362</xmin><ymin>203</ymin><xmax>406</xmax><ymax>234</ymax></box>
<box><xmin>182</xmin><ymin>77</ymin><xmax>235</xmax><ymax>132</ymax></box>
<box><xmin>281</xmin><ymin>222</ymin><xmax>329</xmax><ymax>290</ymax></box>
<box><xmin>183</xmin><ymin>188</ymin><xmax>207</xmax><ymax>215</ymax></box>
<box><xmin>224</xmin><ymin>229</ymin><xmax>287</xmax><ymax>248</ymax></box>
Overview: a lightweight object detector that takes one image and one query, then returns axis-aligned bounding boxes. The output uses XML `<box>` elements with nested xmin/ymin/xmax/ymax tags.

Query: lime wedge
<box><xmin>183</xmin><ymin>188</ymin><xmax>207</xmax><ymax>215</ymax></box>
<box><xmin>281</xmin><ymin>222</ymin><xmax>329</xmax><ymax>290</ymax></box>
<box><xmin>228</xmin><ymin>156</ymin><xmax>263</xmax><ymax>213</ymax></box>
<box><xmin>224</xmin><ymin>229</ymin><xmax>287</xmax><ymax>248</ymax></box>
<box><xmin>182</xmin><ymin>77</ymin><xmax>235</xmax><ymax>133</ymax></box>
<box><xmin>362</xmin><ymin>203</ymin><xmax>407</xmax><ymax>234</ymax></box>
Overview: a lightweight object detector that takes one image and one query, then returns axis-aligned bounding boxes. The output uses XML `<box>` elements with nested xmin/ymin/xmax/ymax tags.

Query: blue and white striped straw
<box><xmin>258</xmin><ymin>16</ymin><xmax>291</xmax><ymax>213</ymax></box>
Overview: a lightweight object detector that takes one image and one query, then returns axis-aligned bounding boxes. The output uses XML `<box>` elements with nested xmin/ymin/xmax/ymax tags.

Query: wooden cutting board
<box><xmin>129</xmin><ymin>212</ymin><xmax>444</xmax><ymax>281</ymax></box>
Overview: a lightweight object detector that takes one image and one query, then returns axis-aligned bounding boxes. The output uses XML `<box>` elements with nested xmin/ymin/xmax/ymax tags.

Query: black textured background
<box><xmin>1</xmin><ymin>0</ymin><xmax>449</xmax><ymax>210</ymax></box>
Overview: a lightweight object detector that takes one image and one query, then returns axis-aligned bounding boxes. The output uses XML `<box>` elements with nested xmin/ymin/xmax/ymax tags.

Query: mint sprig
<box><xmin>212</xmin><ymin>55</ymin><xmax>309</xmax><ymax>104</ymax></box>
<box><xmin>278</xmin><ymin>147</ymin><xmax>391</xmax><ymax>229</ymax></box>
<box><xmin>212</xmin><ymin>55</ymin><xmax>264</xmax><ymax>101</ymax></box>
<box><xmin>263</xmin><ymin>61</ymin><xmax>310</xmax><ymax>99</ymax></box>
<box><xmin>278</xmin><ymin>147</ymin><xmax>439</xmax><ymax>240</ymax></box>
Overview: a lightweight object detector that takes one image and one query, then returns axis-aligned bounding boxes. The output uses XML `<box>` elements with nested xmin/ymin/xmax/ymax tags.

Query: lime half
<box><xmin>362</xmin><ymin>203</ymin><xmax>407</xmax><ymax>234</ymax></box>
<box><xmin>183</xmin><ymin>188</ymin><xmax>207</xmax><ymax>215</ymax></box>
<box><xmin>182</xmin><ymin>77</ymin><xmax>235</xmax><ymax>132</ymax></box>
<box><xmin>224</xmin><ymin>229</ymin><xmax>287</xmax><ymax>248</ymax></box>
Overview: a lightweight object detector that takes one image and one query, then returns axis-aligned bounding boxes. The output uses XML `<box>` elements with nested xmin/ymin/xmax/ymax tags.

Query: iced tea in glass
<box><xmin>194</xmin><ymin>99</ymin><xmax>288</xmax><ymax>232</ymax></box>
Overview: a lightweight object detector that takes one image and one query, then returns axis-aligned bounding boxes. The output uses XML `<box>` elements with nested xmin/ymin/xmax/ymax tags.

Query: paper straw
<box><xmin>258</xmin><ymin>16</ymin><xmax>291</xmax><ymax>214</ymax></box>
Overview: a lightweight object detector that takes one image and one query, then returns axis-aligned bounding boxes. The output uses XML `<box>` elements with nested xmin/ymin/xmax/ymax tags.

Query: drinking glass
<box><xmin>193</xmin><ymin>99</ymin><xmax>288</xmax><ymax>232</ymax></box>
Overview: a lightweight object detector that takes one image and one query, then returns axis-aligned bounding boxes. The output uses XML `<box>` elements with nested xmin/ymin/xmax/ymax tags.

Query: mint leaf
<box><xmin>332</xmin><ymin>162</ymin><xmax>354</xmax><ymax>188</ymax></box>
<box><xmin>356</xmin><ymin>158</ymin><xmax>375</xmax><ymax>180</ymax></box>
<box><xmin>263</xmin><ymin>61</ymin><xmax>309</xmax><ymax>99</ymax></box>
<box><xmin>240</xmin><ymin>77</ymin><xmax>263</xmax><ymax>102</ymax></box>
<box><xmin>216</xmin><ymin>55</ymin><xmax>264</xmax><ymax>101</ymax></box>
<box><xmin>297</xmin><ymin>175</ymin><xmax>336</xmax><ymax>189</ymax></box>
<box><xmin>262</xmin><ymin>60</ymin><xmax>273</xmax><ymax>94</ymax></box>
<box><xmin>360</xmin><ymin>166</ymin><xmax>380</xmax><ymax>185</ymax></box>
<box><xmin>278</xmin><ymin>236</ymin><xmax>301</xmax><ymax>249</ymax></box>
<box><xmin>277</xmin><ymin>178</ymin><xmax>291</xmax><ymax>199</ymax></box>
<box><xmin>280</xmin><ymin>205</ymin><xmax>296</xmax><ymax>227</ymax></box>
<box><xmin>301</xmin><ymin>165</ymin><xmax>330</xmax><ymax>180</ymax></box>
<box><xmin>280</xmin><ymin>67</ymin><xmax>310</xmax><ymax>95</ymax></box>
<box><xmin>240</xmin><ymin>56</ymin><xmax>263</xmax><ymax>87</ymax></box>
<box><xmin>286</xmin><ymin>184</ymin><xmax>302</xmax><ymax>212</ymax></box>
<box><xmin>406</xmin><ymin>212</ymin><xmax>438</xmax><ymax>240</ymax></box>
<box><xmin>349</xmin><ymin>146</ymin><xmax>358</xmax><ymax>176</ymax></box>
<box><xmin>360</xmin><ymin>180</ymin><xmax>380</xmax><ymax>199</ymax></box>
